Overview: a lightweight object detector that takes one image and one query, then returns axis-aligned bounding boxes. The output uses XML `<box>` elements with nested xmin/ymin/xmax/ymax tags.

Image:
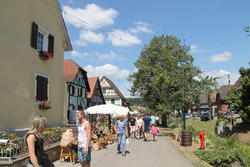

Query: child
<box><xmin>152</xmin><ymin>123</ymin><xmax>158</xmax><ymax>141</ymax></box>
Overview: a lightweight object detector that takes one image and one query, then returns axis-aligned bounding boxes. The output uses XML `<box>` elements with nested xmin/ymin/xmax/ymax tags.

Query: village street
<box><xmin>54</xmin><ymin>134</ymin><xmax>194</xmax><ymax>167</ymax></box>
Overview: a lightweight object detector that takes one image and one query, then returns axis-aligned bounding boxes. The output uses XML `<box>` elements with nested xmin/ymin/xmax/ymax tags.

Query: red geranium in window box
<box><xmin>39</xmin><ymin>101</ymin><xmax>51</xmax><ymax>110</ymax></box>
<box><xmin>39</xmin><ymin>51</ymin><xmax>53</xmax><ymax>60</ymax></box>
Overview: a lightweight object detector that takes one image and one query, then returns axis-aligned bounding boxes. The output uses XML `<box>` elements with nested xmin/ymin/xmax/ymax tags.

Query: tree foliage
<box><xmin>127</xmin><ymin>98</ymin><xmax>147</xmax><ymax>107</ymax></box>
<box><xmin>128</xmin><ymin>35</ymin><xmax>216</xmax><ymax>115</ymax></box>
<box><xmin>225</xmin><ymin>67</ymin><xmax>250</xmax><ymax>122</ymax></box>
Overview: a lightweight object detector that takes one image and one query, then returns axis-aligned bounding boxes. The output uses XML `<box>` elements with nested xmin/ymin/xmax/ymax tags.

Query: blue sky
<box><xmin>59</xmin><ymin>0</ymin><xmax>250</xmax><ymax>97</ymax></box>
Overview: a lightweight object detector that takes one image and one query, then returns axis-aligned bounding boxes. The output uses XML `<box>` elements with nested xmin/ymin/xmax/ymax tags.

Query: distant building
<box><xmin>64</xmin><ymin>59</ymin><xmax>90</xmax><ymax>123</ymax></box>
<box><xmin>198</xmin><ymin>92</ymin><xmax>218</xmax><ymax>115</ymax></box>
<box><xmin>87</xmin><ymin>77</ymin><xmax>105</xmax><ymax>107</ymax></box>
<box><xmin>100</xmin><ymin>76</ymin><xmax>129</xmax><ymax>107</ymax></box>
<box><xmin>217</xmin><ymin>85</ymin><xmax>234</xmax><ymax>112</ymax></box>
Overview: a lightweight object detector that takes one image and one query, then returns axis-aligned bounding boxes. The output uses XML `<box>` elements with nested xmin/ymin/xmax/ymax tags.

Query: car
<box><xmin>185</xmin><ymin>114</ymin><xmax>191</xmax><ymax>119</ymax></box>
<box><xmin>200</xmin><ymin>112</ymin><xmax>211</xmax><ymax>121</ymax></box>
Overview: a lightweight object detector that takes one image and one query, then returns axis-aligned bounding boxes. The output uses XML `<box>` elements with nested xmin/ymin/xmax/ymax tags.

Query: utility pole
<box><xmin>182</xmin><ymin>39</ymin><xmax>186</xmax><ymax>130</ymax></box>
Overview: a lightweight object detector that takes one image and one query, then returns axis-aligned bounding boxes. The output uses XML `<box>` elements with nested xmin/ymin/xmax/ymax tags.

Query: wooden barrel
<box><xmin>181</xmin><ymin>131</ymin><xmax>192</xmax><ymax>146</ymax></box>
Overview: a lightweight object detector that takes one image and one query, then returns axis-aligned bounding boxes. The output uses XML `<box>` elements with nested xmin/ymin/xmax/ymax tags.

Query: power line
<box><xmin>41</xmin><ymin>0</ymin><xmax>143</xmax><ymax>49</ymax></box>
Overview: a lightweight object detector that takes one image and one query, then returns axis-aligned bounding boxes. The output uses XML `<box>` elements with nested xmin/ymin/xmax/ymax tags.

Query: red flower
<box><xmin>42</xmin><ymin>101</ymin><xmax>45</xmax><ymax>104</ymax></box>
<box><xmin>45</xmin><ymin>105</ymin><xmax>47</xmax><ymax>108</ymax></box>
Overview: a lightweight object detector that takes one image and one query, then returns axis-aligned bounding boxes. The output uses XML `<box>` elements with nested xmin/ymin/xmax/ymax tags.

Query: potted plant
<box><xmin>39</xmin><ymin>51</ymin><xmax>53</xmax><ymax>60</ymax></box>
<box><xmin>39</xmin><ymin>101</ymin><xmax>51</xmax><ymax>110</ymax></box>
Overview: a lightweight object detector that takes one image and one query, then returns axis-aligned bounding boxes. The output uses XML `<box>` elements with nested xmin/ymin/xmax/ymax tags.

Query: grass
<box><xmin>186</xmin><ymin>119</ymin><xmax>217</xmax><ymax>137</ymax></box>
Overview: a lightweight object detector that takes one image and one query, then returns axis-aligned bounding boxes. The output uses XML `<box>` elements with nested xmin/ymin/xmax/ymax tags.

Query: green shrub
<box><xmin>226</xmin><ymin>139</ymin><xmax>250</xmax><ymax>167</ymax></box>
<box><xmin>194</xmin><ymin>149</ymin><xmax>238</xmax><ymax>167</ymax></box>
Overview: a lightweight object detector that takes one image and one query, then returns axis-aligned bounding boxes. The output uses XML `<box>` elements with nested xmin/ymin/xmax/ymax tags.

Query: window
<box><xmin>36</xmin><ymin>74</ymin><xmax>49</xmax><ymax>101</ymax></box>
<box><xmin>102</xmin><ymin>89</ymin><xmax>106</xmax><ymax>94</ymax></box>
<box><xmin>111</xmin><ymin>99</ymin><xmax>115</xmax><ymax>104</ymax></box>
<box><xmin>69</xmin><ymin>85</ymin><xmax>75</xmax><ymax>96</ymax></box>
<box><xmin>37</xmin><ymin>32</ymin><xmax>44</xmax><ymax>51</ymax></box>
<box><xmin>31</xmin><ymin>22</ymin><xmax>54</xmax><ymax>54</ymax></box>
<box><xmin>78</xmin><ymin>88</ymin><xmax>82</xmax><ymax>97</ymax></box>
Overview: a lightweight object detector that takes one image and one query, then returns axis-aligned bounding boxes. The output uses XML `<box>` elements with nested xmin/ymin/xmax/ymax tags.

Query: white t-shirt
<box><xmin>136</xmin><ymin>118</ymin><xmax>143</xmax><ymax>127</ymax></box>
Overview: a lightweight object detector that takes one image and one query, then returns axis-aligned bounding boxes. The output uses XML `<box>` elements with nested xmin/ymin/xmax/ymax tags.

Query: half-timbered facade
<box><xmin>87</xmin><ymin>77</ymin><xmax>105</xmax><ymax>107</ymax></box>
<box><xmin>100</xmin><ymin>76</ymin><xmax>129</xmax><ymax>107</ymax></box>
<box><xmin>64</xmin><ymin>59</ymin><xmax>90</xmax><ymax>123</ymax></box>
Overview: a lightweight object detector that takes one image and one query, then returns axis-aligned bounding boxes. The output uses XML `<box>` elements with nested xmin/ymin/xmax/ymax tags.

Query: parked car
<box><xmin>185</xmin><ymin>114</ymin><xmax>191</xmax><ymax>119</ymax></box>
<box><xmin>200</xmin><ymin>112</ymin><xmax>211</xmax><ymax>121</ymax></box>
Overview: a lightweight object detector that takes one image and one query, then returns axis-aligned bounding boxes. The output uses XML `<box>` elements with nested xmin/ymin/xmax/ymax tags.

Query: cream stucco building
<box><xmin>0</xmin><ymin>0</ymin><xmax>72</xmax><ymax>130</ymax></box>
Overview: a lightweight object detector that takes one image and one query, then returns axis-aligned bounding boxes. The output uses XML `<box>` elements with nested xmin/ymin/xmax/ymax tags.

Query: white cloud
<box><xmin>108</xmin><ymin>29</ymin><xmax>141</xmax><ymax>47</ymax></box>
<box><xmin>204</xmin><ymin>70</ymin><xmax>240</xmax><ymax>87</ymax></box>
<box><xmin>129</xmin><ymin>21</ymin><xmax>152</xmax><ymax>34</ymax></box>
<box><xmin>84</xmin><ymin>64</ymin><xmax>130</xmax><ymax>79</ymax></box>
<box><xmin>62</xmin><ymin>4</ymin><xmax>118</xmax><ymax>29</ymax></box>
<box><xmin>190</xmin><ymin>44</ymin><xmax>206</xmax><ymax>53</ymax></box>
<box><xmin>210</xmin><ymin>51</ymin><xmax>232</xmax><ymax>63</ymax></box>
<box><xmin>72</xmin><ymin>40</ymin><xmax>88</xmax><ymax>47</ymax></box>
<box><xmin>80</xmin><ymin>30</ymin><xmax>104</xmax><ymax>44</ymax></box>
<box><xmin>70</xmin><ymin>51</ymin><xmax>88</xmax><ymax>58</ymax></box>
<box><xmin>96</xmin><ymin>51</ymin><xmax>125</xmax><ymax>61</ymax></box>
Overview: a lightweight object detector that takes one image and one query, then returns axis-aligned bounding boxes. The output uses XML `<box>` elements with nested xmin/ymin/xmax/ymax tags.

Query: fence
<box><xmin>0</xmin><ymin>130</ymin><xmax>62</xmax><ymax>161</ymax></box>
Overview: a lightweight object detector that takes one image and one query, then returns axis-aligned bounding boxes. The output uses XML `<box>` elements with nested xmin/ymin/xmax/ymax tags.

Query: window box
<box><xmin>39</xmin><ymin>50</ymin><xmax>53</xmax><ymax>60</ymax></box>
<box><xmin>39</xmin><ymin>101</ymin><xmax>51</xmax><ymax>110</ymax></box>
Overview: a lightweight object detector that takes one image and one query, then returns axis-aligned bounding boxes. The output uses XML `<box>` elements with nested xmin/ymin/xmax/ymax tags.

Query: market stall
<box><xmin>85</xmin><ymin>104</ymin><xmax>129</xmax><ymax>150</ymax></box>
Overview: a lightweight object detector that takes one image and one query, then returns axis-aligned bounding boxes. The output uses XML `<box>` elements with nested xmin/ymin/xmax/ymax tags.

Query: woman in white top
<box><xmin>136</xmin><ymin>114</ymin><xmax>144</xmax><ymax>139</ymax></box>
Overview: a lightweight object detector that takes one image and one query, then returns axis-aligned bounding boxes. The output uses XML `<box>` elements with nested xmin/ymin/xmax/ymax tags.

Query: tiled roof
<box><xmin>220</xmin><ymin>85</ymin><xmax>234</xmax><ymax>100</ymax></box>
<box><xmin>199</xmin><ymin>91</ymin><xmax>218</xmax><ymax>104</ymax></box>
<box><xmin>64</xmin><ymin>59</ymin><xmax>79</xmax><ymax>82</ymax></box>
<box><xmin>234</xmin><ymin>77</ymin><xmax>242</xmax><ymax>89</ymax></box>
<box><xmin>87</xmin><ymin>77</ymin><xmax>98</xmax><ymax>98</ymax></box>
<box><xmin>199</xmin><ymin>92</ymin><xmax>208</xmax><ymax>104</ymax></box>
<box><xmin>64</xmin><ymin>59</ymin><xmax>90</xmax><ymax>91</ymax></box>
<box><xmin>101</xmin><ymin>76</ymin><xmax>126</xmax><ymax>100</ymax></box>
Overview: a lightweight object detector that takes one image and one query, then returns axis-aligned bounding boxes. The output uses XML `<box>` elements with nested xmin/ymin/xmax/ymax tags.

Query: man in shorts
<box><xmin>143</xmin><ymin>114</ymin><xmax>151</xmax><ymax>141</ymax></box>
<box><xmin>77</xmin><ymin>110</ymin><xmax>92</xmax><ymax>167</ymax></box>
<box><xmin>129</xmin><ymin>115</ymin><xmax>136</xmax><ymax>138</ymax></box>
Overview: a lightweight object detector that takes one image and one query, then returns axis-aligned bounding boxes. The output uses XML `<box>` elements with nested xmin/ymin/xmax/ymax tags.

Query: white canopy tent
<box><xmin>85</xmin><ymin>104</ymin><xmax>129</xmax><ymax>117</ymax></box>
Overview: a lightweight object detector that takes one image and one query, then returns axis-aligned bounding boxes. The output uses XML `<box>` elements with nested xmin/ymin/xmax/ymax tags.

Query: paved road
<box><xmin>54</xmin><ymin>134</ymin><xmax>194</xmax><ymax>167</ymax></box>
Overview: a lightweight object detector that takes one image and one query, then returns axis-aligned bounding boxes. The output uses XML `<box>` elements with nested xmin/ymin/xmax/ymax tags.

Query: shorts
<box><xmin>78</xmin><ymin>146</ymin><xmax>92</xmax><ymax>162</ymax></box>
<box><xmin>144</xmin><ymin>127</ymin><xmax>150</xmax><ymax>133</ymax></box>
<box><xmin>130</xmin><ymin>126</ymin><xmax>136</xmax><ymax>132</ymax></box>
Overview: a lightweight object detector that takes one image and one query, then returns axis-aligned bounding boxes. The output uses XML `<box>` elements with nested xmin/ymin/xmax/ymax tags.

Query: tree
<box><xmin>225</xmin><ymin>87</ymin><xmax>241</xmax><ymax>112</ymax></box>
<box><xmin>225</xmin><ymin>67</ymin><xmax>250</xmax><ymax>123</ymax></box>
<box><xmin>244</xmin><ymin>26</ymin><xmax>250</xmax><ymax>36</ymax></box>
<box><xmin>128</xmin><ymin>35</ymin><xmax>216</xmax><ymax>127</ymax></box>
<box><xmin>239</xmin><ymin>67</ymin><xmax>250</xmax><ymax>122</ymax></box>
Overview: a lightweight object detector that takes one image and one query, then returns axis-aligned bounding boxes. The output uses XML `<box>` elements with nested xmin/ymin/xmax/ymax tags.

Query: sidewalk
<box><xmin>54</xmin><ymin>133</ymin><xmax>194</xmax><ymax>167</ymax></box>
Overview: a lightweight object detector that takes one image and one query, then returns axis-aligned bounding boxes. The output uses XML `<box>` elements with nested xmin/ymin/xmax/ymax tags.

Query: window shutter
<box><xmin>31</xmin><ymin>22</ymin><xmax>38</xmax><ymax>49</ymax></box>
<box><xmin>44</xmin><ymin>79</ymin><xmax>48</xmax><ymax>100</ymax></box>
<box><xmin>36</xmin><ymin>75</ymin><xmax>48</xmax><ymax>101</ymax></box>
<box><xmin>36</xmin><ymin>76</ymin><xmax>43</xmax><ymax>100</ymax></box>
<box><xmin>48</xmin><ymin>34</ymin><xmax>54</xmax><ymax>55</ymax></box>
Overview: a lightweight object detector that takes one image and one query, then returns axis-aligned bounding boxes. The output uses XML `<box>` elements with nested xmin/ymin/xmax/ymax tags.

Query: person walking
<box><xmin>152</xmin><ymin>123</ymin><xmax>158</xmax><ymax>141</ymax></box>
<box><xmin>114</xmin><ymin>116</ymin><xmax>128</xmax><ymax>156</ymax></box>
<box><xmin>26</xmin><ymin>115</ymin><xmax>54</xmax><ymax>167</ymax></box>
<box><xmin>151</xmin><ymin>114</ymin><xmax>156</xmax><ymax>126</ymax></box>
<box><xmin>77</xmin><ymin>110</ymin><xmax>92</xmax><ymax>167</ymax></box>
<box><xmin>129</xmin><ymin>115</ymin><xmax>136</xmax><ymax>138</ymax></box>
<box><xmin>143</xmin><ymin>114</ymin><xmax>151</xmax><ymax>141</ymax></box>
<box><xmin>136</xmin><ymin>114</ymin><xmax>144</xmax><ymax>139</ymax></box>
